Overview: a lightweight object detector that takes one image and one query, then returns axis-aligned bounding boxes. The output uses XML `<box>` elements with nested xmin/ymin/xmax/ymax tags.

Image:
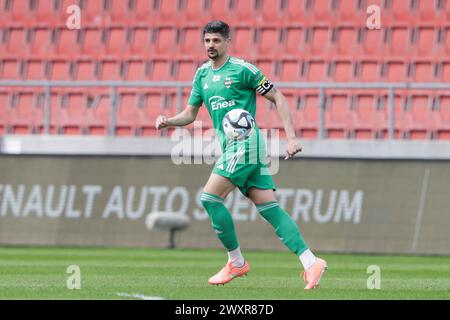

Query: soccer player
<box><xmin>155</xmin><ymin>21</ymin><xmax>327</xmax><ymax>289</ymax></box>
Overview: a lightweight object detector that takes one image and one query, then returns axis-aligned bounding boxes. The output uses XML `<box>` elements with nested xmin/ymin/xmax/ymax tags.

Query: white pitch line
<box><xmin>116</xmin><ymin>292</ymin><xmax>164</xmax><ymax>300</ymax></box>
<box><xmin>411</xmin><ymin>167</ymin><xmax>430</xmax><ymax>253</ymax></box>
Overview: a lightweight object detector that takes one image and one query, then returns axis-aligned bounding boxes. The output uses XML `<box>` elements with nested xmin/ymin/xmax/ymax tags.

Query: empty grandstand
<box><xmin>0</xmin><ymin>0</ymin><xmax>449</xmax><ymax>141</ymax></box>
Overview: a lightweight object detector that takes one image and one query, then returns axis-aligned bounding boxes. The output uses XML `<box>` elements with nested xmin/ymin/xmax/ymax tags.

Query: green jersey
<box><xmin>188</xmin><ymin>56</ymin><xmax>273</xmax><ymax>150</ymax></box>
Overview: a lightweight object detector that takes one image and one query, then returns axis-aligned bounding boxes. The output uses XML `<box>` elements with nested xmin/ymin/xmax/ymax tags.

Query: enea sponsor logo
<box><xmin>209</xmin><ymin>96</ymin><xmax>236</xmax><ymax>110</ymax></box>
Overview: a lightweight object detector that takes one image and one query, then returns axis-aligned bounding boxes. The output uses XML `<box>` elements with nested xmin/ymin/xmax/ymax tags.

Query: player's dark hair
<box><xmin>203</xmin><ymin>21</ymin><xmax>230</xmax><ymax>39</ymax></box>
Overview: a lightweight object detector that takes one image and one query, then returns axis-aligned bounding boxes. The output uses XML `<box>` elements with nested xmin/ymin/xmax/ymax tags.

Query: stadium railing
<box><xmin>1</xmin><ymin>80</ymin><xmax>449</xmax><ymax>140</ymax></box>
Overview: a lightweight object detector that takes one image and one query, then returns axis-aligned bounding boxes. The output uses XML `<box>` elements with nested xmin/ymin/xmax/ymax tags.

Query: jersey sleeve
<box><xmin>187</xmin><ymin>68</ymin><xmax>203</xmax><ymax>107</ymax></box>
<box><xmin>241</xmin><ymin>62</ymin><xmax>274</xmax><ymax>96</ymax></box>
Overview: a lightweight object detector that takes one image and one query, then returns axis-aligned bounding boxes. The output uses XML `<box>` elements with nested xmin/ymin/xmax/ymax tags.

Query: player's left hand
<box><xmin>285</xmin><ymin>139</ymin><xmax>302</xmax><ymax>160</ymax></box>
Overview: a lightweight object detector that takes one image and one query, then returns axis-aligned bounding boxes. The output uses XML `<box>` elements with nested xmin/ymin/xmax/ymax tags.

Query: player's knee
<box><xmin>200</xmin><ymin>192</ymin><xmax>224</xmax><ymax>210</ymax></box>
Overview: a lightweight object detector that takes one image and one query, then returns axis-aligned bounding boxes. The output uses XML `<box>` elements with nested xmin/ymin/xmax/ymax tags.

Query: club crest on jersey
<box><xmin>212</xmin><ymin>75</ymin><xmax>221</xmax><ymax>82</ymax></box>
<box><xmin>224</xmin><ymin>77</ymin><xmax>233</xmax><ymax>88</ymax></box>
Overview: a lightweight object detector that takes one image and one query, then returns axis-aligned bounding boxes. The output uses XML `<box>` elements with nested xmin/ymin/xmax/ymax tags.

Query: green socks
<box><xmin>201</xmin><ymin>193</ymin><xmax>308</xmax><ymax>257</ymax></box>
<box><xmin>200</xmin><ymin>192</ymin><xmax>239</xmax><ymax>251</ymax></box>
<box><xmin>256</xmin><ymin>201</ymin><xmax>309</xmax><ymax>255</ymax></box>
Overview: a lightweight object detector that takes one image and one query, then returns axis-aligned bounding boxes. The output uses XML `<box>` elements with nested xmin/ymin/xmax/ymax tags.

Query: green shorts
<box><xmin>212</xmin><ymin>129</ymin><xmax>277</xmax><ymax>197</ymax></box>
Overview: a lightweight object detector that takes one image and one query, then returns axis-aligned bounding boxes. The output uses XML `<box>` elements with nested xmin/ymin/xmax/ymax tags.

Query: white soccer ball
<box><xmin>222</xmin><ymin>109</ymin><xmax>255</xmax><ymax>141</ymax></box>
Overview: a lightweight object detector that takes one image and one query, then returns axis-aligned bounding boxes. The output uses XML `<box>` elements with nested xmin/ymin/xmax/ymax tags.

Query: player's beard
<box><xmin>208</xmin><ymin>49</ymin><xmax>219</xmax><ymax>60</ymax></box>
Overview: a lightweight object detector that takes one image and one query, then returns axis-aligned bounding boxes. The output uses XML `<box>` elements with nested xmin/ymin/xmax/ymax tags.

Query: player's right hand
<box><xmin>155</xmin><ymin>115</ymin><xmax>170</xmax><ymax>129</ymax></box>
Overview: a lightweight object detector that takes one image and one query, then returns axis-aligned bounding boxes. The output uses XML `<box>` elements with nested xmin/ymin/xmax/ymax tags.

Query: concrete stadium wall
<box><xmin>2</xmin><ymin>135</ymin><xmax>450</xmax><ymax>160</ymax></box>
<box><xmin>0</xmin><ymin>155</ymin><xmax>449</xmax><ymax>255</ymax></box>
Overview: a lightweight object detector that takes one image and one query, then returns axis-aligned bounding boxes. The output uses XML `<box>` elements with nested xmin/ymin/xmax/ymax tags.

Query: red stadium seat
<box><xmin>175</xmin><ymin>59</ymin><xmax>197</xmax><ymax>81</ymax></box>
<box><xmin>332</xmin><ymin>60</ymin><xmax>354</xmax><ymax>82</ymax></box>
<box><xmin>410</xmin><ymin>61</ymin><xmax>435</xmax><ymax>82</ymax></box>
<box><xmin>414</xmin><ymin>27</ymin><xmax>437</xmax><ymax>56</ymax></box>
<box><xmin>6</xmin><ymin>27</ymin><xmax>28</xmax><ymax>55</ymax></box>
<box><xmin>297</xmin><ymin>91</ymin><xmax>320</xmax><ymax>138</ymax></box>
<box><xmin>442</xmin><ymin>62</ymin><xmax>450</xmax><ymax>82</ymax></box>
<box><xmin>57</xmin><ymin>90</ymin><xmax>86</xmax><ymax>134</ymax></box>
<box><xmin>389</xmin><ymin>0</ymin><xmax>415</xmax><ymax>22</ymax></box>
<box><xmin>49</xmin><ymin>60</ymin><xmax>72</xmax><ymax>80</ymax></box>
<box><xmin>311</xmin><ymin>0</ymin><xmax>332</xmax><ymax>21</ymax></box>
<box><xmin>9</xmin><ymin>90</ymin><xmax>42</xmax><ymax>134</ymax></box>
<box><xmin>106</xmin><ymin>27</ymin><xmax>129</xmax><ymax>56</ymax></box>
<box><xmin>358</xmin><ymin>60</ymin><xmax>381</xmax><ymax>82</ymax></box>
<box><xmin>325</xmin><ymin>92</ymin><xmax>352</xmax><ymax>138</ymax></box>
<box><xmin>310</xmin><ymin>26</ymin><xmax>331</xmax><ymax>55</ymax></box>
<box><xmin>335</xmin><ymin>27</ymin><xmax>360</xmax><ymax>57</ymax></box>
<box><xmin>180</xmin><ymin>27</ymin><xmax>203</xmax><ymax>58</ymax></box>
<box><xmin>417</xmin><ymin>0</ymin><xmax>439</xmax><ymax>22</ymax></box>
<box><xmin>81</xmin><ymin>28</ymin><xmax>106</xmax><ymax>56</ymax></box>
<box><xmin>280</xmin><ymin>60</ymin><xmax>301</xmax><ymax>81</ymax></box>
<box><xmin>231</xmin><ymin>26</ymin><xmax>255</xmax><ymax>56</ymax></box>
<box><xmin>73</xmin><ymin>60</ymin><xmax>97</xmax><ymax>80</ymax></box>
<box><xmin>158</xmin><ymin>0</ymin><xmax>180</xmax><ymax>22</ymax></box>
<box><xmin>24</xmin><ymin>60</ymin><xmax>46</xmax><ymax>80</ymax></box>
<box><xmin>115</xmin><ymin>91</ymin><xmax>139</xmax><ymax>136</ymax></box>
<box><xmin>283</xmin><ymin>26</ymin><xmax>305</xmax><ymax>56</ymax></box>
<box><xmin>163</xmin><ymin>90</ymin><xmax>185</xmax><ymax>115</ymax></box>
<box><xmin>285</xmin><ymin>0</ymin><xmax>309</xmax><ymax>24</ymax></box>
<box><xmin>129</xmin><ymin>27</ymin><xmax>152</xmax><ymax>55</ymax></box>
<box><xmin>444</xmin><ymin>27</ymin><xmax>450</xmax><ymax>54</ymax></box>
<box><xmin>233</xmin><ymin>0</ymin><xmax>256</xmax><ymax>23</ymax></box>
<box><xmin>384</xmin><ymin>60</ymin><xmax>408</xmax><ymax>82</ymax></box>
<box><xmin>335</xmin><ymin>0</ymin><xmax>361</xmax><ymax>22</ymax></box>
<box><xmin>362</xmin><ymin>29</ymin><xmax>385</xmax><ymax>56</ymax></box>
<box><xmin>256</xmin><ymin>27</ymin><xmax>280</xmax><ymax>55</ymax></box>
<box><xmin>123</xmin><ymin>59</ymin><xmax>149</xmax><ymax>81</ymax></box>
<box><xmin>0</xmin><ymin>29</ymin><xmax>6</xmax><ymax>55</ymax></box>
<box><xmin>132</xmin><ymin>0</ymin><xmax>154</xmax><ymax>22</ymax></box>
<box><xmin>137</xmin><ymin>90</ymin><xmax>165</xmax><ymax>136</ymax></box>
<box><xmin>86</xmin><ymin>93</ymin><xmax>110</xmax><ymax>135</ymax></box>
<box><xmin>109</xmin><ymin>0</ymin><xmax>130</xmax><ymax>22</ymax></box>
<box><xmin>155</xmin><ymin>27</ymin><xmax>178</xmax><ymax>55</ymax></box>
<box><xmin>390</xmin><ymin>26</ymin><xmax>411</xmax><ymax>56</ymax></box>
<box><xmin>35</xmin><ymin>0</ymin><xmax>58</xmax><ymax>23</ymax></box>
<box><xmin>405</xmin><ymin>93</ymin><xmax>435</xmax><ymax>139</ymax></box>
<box><xmin>184</xmin><ymin>0</ymin><xmax>208</xmax><ymax>25</ymax></box>
<box><xmin>81</xmin><ymin>0</ymin><xmax>105</xmax><ymax>23</ymax></box>
<box><xmin>6</xmin><ymin>0</ymin><xmax>31</xmax><ymax>23</ymax></box>
<box><xmin>305</xmin><ymin>60</ymin><xmax>328</xmax><ymax>81</ymax></box>
<box><xmin>30</xmin><ymin>27</ymin><xmax>54</xmax><ymax>56</ymax></box>
<box><xmin>352</xmin><ymin>92</ymin><xmax>380</xmax><ymax>139</ymax></box>
<box><xmin>445</xmin><ymin>0</ymin><xmax>450</xmax><ymax>21</ymax></box>
<box><xmin>436</xmin><ymin>94</ymin><xmax>450</xmax><ymax>139</ymax></box>
<box><xmin>149</xmin><ymin>59</ymin><xmax>172</xmax><ymax>80</ymax></box>
<box><xmin>1</xmin><ymin>59</ymin><xmax>22</xmax><ymax>79</ymax></box>
<box><xmin>56</xmin><ymin>28</ymin><xmax>82</xmax><ymax>57</ymax></box>
<box><xmin>99</xmin><ymin>60</ymin><xmax>123</xmax><ymax>80</ymax></box>
<box><xmin>0</xmin><ymin>90</ymin><xmax>10</xmax><ymax>134</ymax></box>
<box><xmin>377</xmin><ymin>92</ymin><xmax>407</xmax><ymax>139</ymax></box>
<box><xmin>258</xmin><ymin>0</ymin><xmax>283</xmax><ymax>24</ymax></box>
<box><xmin>255</xmin><ymin>59</ymin><xmax>276</xmax><ymax>80</ymax></box>
<box><xmin>208</xmin><ymin>0</ymin><xmax>231</xmax><ymax>21</ymax></box>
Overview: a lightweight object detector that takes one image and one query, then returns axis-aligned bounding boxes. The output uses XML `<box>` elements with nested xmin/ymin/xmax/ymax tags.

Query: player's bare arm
<box><xmin>155</xmin><ymin>105</ymin><xmax>199</xmax><ymax>129</ymax></box>
<box><xmin>263</xmin><ymin>87</ymin><xmax>302</xmax><ymax>160</ymax></box>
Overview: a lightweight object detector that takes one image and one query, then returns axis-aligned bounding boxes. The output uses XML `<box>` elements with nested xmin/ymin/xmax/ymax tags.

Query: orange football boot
<box><xmin>208</xmin><ymin>261</ymin><xmax>250</xmax><ymax>285</ymax></box>
<box><xmin>302</xmin><ymin>258</ymin><xmax>328</xmax><ymax>290</ymax></box>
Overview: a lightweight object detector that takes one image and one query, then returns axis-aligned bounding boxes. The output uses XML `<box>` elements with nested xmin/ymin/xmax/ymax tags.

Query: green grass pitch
<box><xmin>0</xmin><ymin>246</ymin><xmax>448</xmax><ymax>300</ymax></box>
